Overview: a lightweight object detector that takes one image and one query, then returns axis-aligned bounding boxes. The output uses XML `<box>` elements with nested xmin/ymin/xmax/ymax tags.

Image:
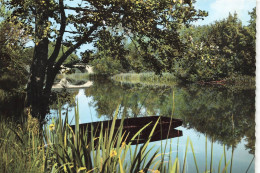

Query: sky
<box><xmin>193</xmin><ymin>0</ymin><xmax>256</xmax><ymax>25</ymax></box>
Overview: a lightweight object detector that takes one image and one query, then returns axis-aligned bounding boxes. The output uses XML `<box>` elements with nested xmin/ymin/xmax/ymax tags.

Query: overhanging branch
<box><xmin>53</xmin><ymin>23</ymin><xmax>99</xmax><ymax>72</ymax></box>
<box><xmin>47</xmin><ymin>0</ymin><xmax>66</xmax><ymax>67</ymax></box>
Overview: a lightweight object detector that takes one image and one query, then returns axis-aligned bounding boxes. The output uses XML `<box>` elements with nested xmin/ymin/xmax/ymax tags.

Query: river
<box><xmin>49</xmin><ymin>79</ymin><xmax>255</xmax><ymax>173</ymax></box>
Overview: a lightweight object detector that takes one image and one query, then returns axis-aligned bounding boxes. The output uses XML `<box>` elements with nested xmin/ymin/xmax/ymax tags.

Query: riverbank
<box><xmin>111</xmin><ymin>72</ymin><xmax>178</xmax><ymax>87</ymax></box>
<box><xmin>112</xmin><ymin>72</ymin><xmax>255</xmax><ymax>90</ymax></box>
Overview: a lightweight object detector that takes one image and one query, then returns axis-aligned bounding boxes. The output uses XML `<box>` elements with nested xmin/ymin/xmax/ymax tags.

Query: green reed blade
<box><xmin>190</xmin><ymin>139</ymin><xmax>199</xmax><ymax>173</ymax></box>
<box><xmin>169</xmin><ymin>138</ymin><xmax>173</xmax><ymax>172</ymax></box>
<box><xmin>130</xmin><ymin>145</ymin><xmax>142</xmax><ymax>172</ymax></box>
<box><xmin>141</xmin><ymin>144</ymin><xmax>157</xmax><ymax>168</ymax></box>
<box><xmin>75</xmin><ymin>99</ymin><xmax>79</xmax><ymax>148</ymax></box>
<box><xmin>144</xmin><ymin>150</ymin><xmax>159</xmax><ymax>170</ymax></box>
<box><xmin>80</xmin><ymin>135</ymin><xmax>92</xmax><ymax>170</ymax></box>
<box><xmin>129</xmin><ymin>122</ymin><xmax>152</xmax><ymax>145</ymax></box>
<box><xmin>133</xmin><ymin>146</ymin><xmax>158</xmax><ymax>173</ymax></box>
<box><xmin>182</xmin><ymin>137</ymin><xmax>190</xmax><ymax>173</ymax></box>
<box><xmin>58</xmin><ymin>98</ymin><xmax>63</xmax><ymax>145</ymax></box>
<box><xmin>218</xmin><ymin>154</ymin><xmax>224</xmax><ymax>173</ymax></box>
<box><xmin>68</xmin><ymin>140</ymin><xmax>83</xmax><ymax>169</ymax></box>
<box><xmin>141</xmin><ymin>117</ymin><xmax>160</xmax><ymax>154</ymax></box>
<box><xmin>223</xmin><ymin>144</ymin><xmax>226</xmax><ymax>173</ymax></box>
<box><xmin>210</xmin><ymin>138</ymin><xmax>214</xmax><ymax>173</ymax></box>
<box><xmin>170</xmin><ymin>158</ymin><xmax>179</xmax><ymax>173</ymax></box>
<box><xmin>108</xmin><ymin>104</ymin><xmax>120</xmax><ymax>149</ymax></box>
<box><xmin>245</xmin><ymin>156</ymin><xmax>255</xmax><ymax>173</ymax></box>
<box><xmin>115</xmin><ymin>111</ymin><xmax>125</xmax><ymax>149</ymax></box>
<box><xmin>119</xmin><ymin>156</ymin><xmax>125</xmax><ymax>173</ymax></box>
<box><xmin>221</xmin><ymin>160</ymin><xmax>230</xmax><ymax>173</ymax></box>
<box><xmin>130</xmin><ymin>119</ymin><xmax>159</xmax><ymax>173</ymax></box>
<box><xmin>205</xmin><ymin>134</ymin><xmax>207</xmax><ymax>173</ymax></box>
<box><xmin>177</xmin><ymin>159</ymin><xmax>180</xmax><ymax>173</ymax></box>
<box><xmin>230</xmin><ymin>145</ymin><xmax>234</xmax><ymax>173</ymax></box>
<box><xmin>172</xmin><ymin>90</ymin><xmax>175</xmax><ymax>117</ymax></box>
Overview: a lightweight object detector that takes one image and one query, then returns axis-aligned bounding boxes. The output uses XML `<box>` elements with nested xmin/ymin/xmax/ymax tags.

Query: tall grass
<box><xmin>112</xmin><ymin>72</ymin><xmax>178</xmax><ymax>87</ymax></box>
<box><xmin>0</xmin><ymin>112</ymin><xmax>45</xmax><ymax>172</ymax></box>
<box><xmin>1</xmin><ymin>102</ymin><xmax>235</xmax><ymax>173</ymax></box>
<box><xmin>112</xmin><ymin>72</ymin><xmax>255</xmax><ymax>90</ymax></box>
<box><xmin>45</xmin><ymin>103</ymin><xmax>163</xmax><ymax>173</ymax></box>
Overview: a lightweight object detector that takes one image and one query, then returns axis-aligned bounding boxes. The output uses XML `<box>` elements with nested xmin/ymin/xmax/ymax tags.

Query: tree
<box><xmin>243</xmin><ymin>7</ymin><xmax>256</xmax><ymax>75</ymax></box>
<box><xmin>0</xmin><ymin>3</ymin><xmax>31</xmax><ymax>90</ymax></box>
<box><xmin>6</xmin><ymin>0</ymin><xmax>207</xmax><ymax>118</ymax></box>
<box><xmin>210</xmin><ymin>12</ymin><xmax>255</xmax><ymax>76</ymax></box>
<box><xmin>177</xmin><ymin>10</ymin><xmax>256</xmax><ymax>82</ymax></box>
<box><xmin>90</xmin><ymin>30</ymin><xmax>130</xmax><ymax>74</ymax></box>
<box><xmin>124</xmin><ymin>39</ymin><xmax>148</xmax><ymax>73</ymax></box>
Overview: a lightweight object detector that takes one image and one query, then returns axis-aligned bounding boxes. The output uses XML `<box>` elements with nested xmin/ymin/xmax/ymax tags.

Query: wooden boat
<box><xmin>71</xmin><ymin>116</ymin><xmax>183</xmax><ymax>145</ymax></box>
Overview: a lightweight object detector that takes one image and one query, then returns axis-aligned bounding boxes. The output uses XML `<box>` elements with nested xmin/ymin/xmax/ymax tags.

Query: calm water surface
<box><xmin>50</xmin><ymin>79</ymin><xmax>255</xmax><ymax>173</ymax></box>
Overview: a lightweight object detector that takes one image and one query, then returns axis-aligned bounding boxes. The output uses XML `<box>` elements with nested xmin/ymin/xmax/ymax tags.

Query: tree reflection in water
<box><xmin>51</xmin><ymin>79</ymin><xmax>255</xmax><ymax>154</ymax></box>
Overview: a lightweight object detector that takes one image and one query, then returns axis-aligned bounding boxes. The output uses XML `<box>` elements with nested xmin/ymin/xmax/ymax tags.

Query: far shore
<box><xmin>52</xmin><ymin>78</ymin><xmax>93</xmax><ymax>89</ymax></box>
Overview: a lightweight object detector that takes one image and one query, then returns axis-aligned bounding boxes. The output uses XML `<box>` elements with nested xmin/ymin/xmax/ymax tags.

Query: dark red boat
<box><xmin>71</xmin><ymin>116</ymin><xmax>183</xmax><ymax>145</ymax></box>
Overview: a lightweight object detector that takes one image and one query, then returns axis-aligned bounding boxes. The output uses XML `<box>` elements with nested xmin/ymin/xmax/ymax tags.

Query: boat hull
<box><xmin>71</xmin><ymin>116</ymin><xmax>183</xmax><ymax>145</ymax></box>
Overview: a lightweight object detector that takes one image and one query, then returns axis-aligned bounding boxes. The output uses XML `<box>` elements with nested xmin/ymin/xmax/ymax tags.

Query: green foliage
<box><xmin>90</xmin><ymin>30</ymin><xmax>129</xmax><ymax>74</ymax></box>
<box><xmin>0</xmin><ymin>15</ymin><xmax>32</xmax><ymax>91</ymax></box>
<box><xmin>124</xmin><ymin>40</ymin><xmax>148</xmax><ymax>73</ymax></box>
<box><xmin>0</xmin><ymin>0</ymin><xmax>11</xmax><ymax>19</ymax></box>
<box><xmin>248</xmin><ymin>7</ymin><xmax>256</xmax><ymax>35</ymax></box>
<box><xmin>7</xmin><ymin>0</ymin><xmax>207</xmax><ymax>70</ymax></box>
<box><xmin>176</xmin><ymin>10</ymin><xmax>256</xmax><ymax>82</ymax></box>
<box><xmin>4</xmin><ymin>0</ymin><xmax>207</xmax><ymax>117</ymax></box>
<box><xmin>90</xmin><ymin>8</ymin><xmax>255</xmax><ymax>81</ymax></box>
<box><xmin>91</xmin><ymin>56</ymin><xmax>124</xmax><ymax>75</ymax></box>
<box><xmin>48</xmin><ymin>42</ymin><xmax>80</xmax><ymax>66</ymax></box>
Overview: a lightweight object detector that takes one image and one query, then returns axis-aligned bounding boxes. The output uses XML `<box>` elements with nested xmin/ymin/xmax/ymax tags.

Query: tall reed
<box><xmin>0</xmin><ymin>97</ymin><xmax>235</xmax><ymax>173</ymax></box>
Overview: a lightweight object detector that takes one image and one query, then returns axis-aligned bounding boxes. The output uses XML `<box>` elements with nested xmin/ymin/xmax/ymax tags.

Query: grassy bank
<box><xmin>112</xmin><ymin>72</ymin><xmax>178</xmax><ymax>87</ymax></box>
<box><xmin>112</xmin><ymin>72</ymin><xmax>255</xmax><ymax>89</ymax></box>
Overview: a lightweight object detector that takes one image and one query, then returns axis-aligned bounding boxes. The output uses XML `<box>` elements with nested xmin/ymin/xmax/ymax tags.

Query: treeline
<box><xmin>89</xmin><ymin>8</ymin><xmax>256</xmax><ymax>82</ymax></box>
<box><xmin>0</xmin><ymin>14</ymin><xmax>32</xmax><ymax>91</ymax></box>
<box><xmin>0</xmin><ymin>4</ymin><xmax>256</xmax><ymax>91</ymax></box>
<box><xmin>178</xmin><ymin>10</ymin><xmax>255</xmax><ymax>82</ymax></box>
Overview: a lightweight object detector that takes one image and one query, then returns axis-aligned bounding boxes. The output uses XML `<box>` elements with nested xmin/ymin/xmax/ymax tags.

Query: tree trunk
<box><xmin>26</xmin><ymin>8</ymin><xmax>49</xmax><ymax>119</ymax></box>
<box><xmin>26</xmin><ymin>38</ymin><xmax>49</xmax><ymax>119</ymax></box>
<box><xmin>25</xmin><ymin>2</ymin><xmax>95</xmax><ymax>119</ymax></box>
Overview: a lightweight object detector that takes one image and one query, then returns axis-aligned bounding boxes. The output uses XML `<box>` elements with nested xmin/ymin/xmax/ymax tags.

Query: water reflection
<box><xmin>50</xmin><ymin>79</ymin><xmax>255</xmax><ymax>172</ymax></box>
<box><xmin>174</xmin><ymin>85</ymin><xmax>255</xmax><ymax>154</ymax></box>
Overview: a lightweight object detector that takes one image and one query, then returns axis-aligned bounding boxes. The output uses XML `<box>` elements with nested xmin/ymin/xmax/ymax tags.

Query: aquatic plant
<box><xmin>0</xmin><ymin>100</ymin><xmax>237</xmax><ymax>173</ymax></box>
